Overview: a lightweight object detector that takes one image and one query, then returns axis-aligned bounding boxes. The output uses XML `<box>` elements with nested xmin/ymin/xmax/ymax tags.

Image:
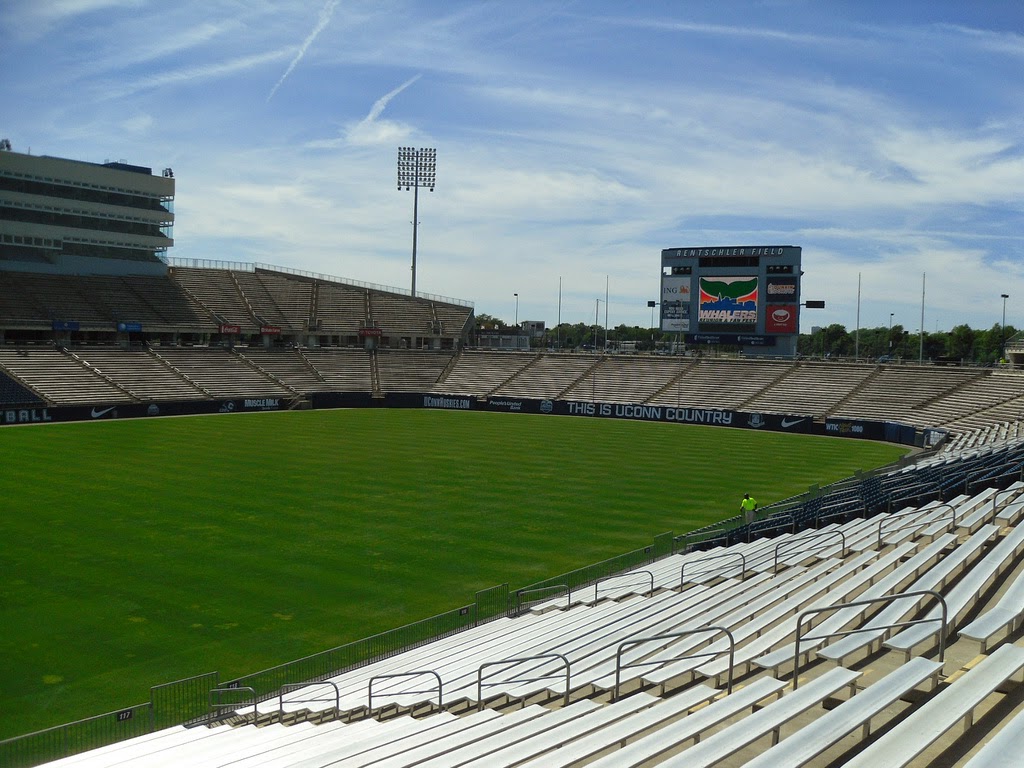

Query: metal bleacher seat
<box><xmin>885</xmin><ymin>521</ymin><xmax>1024</xmax><ymax>660</ymax></box>
<box><xmin>533</xmin><ymin>676</ymin><xmax>787</xmax><ymax>768</ymax></box>
<box><xmin>752</xmin><ymin>536</ymin><xmax>952</xmax><ymax>677</ymax></box>
<box><xmin>491</xmin><ymin>685</ymin><xmax>722</xmax><ymax>768</ymax></box>
<box><xmin>746</xmin><ymin>657</ymin><xmax>943</xmax><ymax>767</ymax></box>
<box><xmin>589</xmin><ymin>667</ymin><xmax>861</xmax><ymax>768</ymax></box>
<box><xmin>843</xmin><ymin>643</ymin><xmax>1024</xmax><ymax>768</ymax></box>
<box><xmin>816</xmin><ymin>526</ymin><xmax>998</xmax><ymax>666</ymax></box>
<box><xmin>962</xmin><ymin>704</ymin><xmax>1024</xmax><ymax>767</ymax></box>
<box><xmin>412</xmin><ymin>694</ymin><xmax>654</xmax><ymax>768</ymax></box>
<box><xmin>960</xmin><ymin>555</ymin><xmax>1024</xmax><ymax>653</ymax></box>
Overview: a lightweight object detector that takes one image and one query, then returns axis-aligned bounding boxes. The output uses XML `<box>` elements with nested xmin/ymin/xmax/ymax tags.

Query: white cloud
<box><xmin>343</xmin><ymin>75</ymin><xmax>422</xmax><ymax>146</ymax></box>
<box><xmin>119</xmin><ymin>114</ymin><xmax>154</xmax><ymax>134</ymax></box>
<box><xmin>7</xmin><ymin>2</ymin><xmax>1024</xmax><ymax>331</ymax></box>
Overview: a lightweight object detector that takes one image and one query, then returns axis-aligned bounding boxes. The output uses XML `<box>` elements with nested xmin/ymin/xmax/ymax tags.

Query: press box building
<box><xmin>0</xmin><ymin>141</ymin><xmax>174</xmax><ymax>277</ymax></box>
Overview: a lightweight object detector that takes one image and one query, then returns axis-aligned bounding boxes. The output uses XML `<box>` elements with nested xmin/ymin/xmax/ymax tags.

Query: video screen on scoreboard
<box><xmin>698</xmin><ymin>275</ymin><xmax>758</xmax><ymax>331</ymax></box>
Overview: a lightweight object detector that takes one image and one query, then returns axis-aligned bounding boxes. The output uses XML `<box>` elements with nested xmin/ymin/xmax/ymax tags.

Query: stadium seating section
<box><xmin>9</xmin><ymin>266</ymin><xmax>1024</xmax><ymax>767</ymax></box>
<box><xmin>28</xmin><ymin>471</ymin><xmax>1024</xmax><ymax>767</ymax></box>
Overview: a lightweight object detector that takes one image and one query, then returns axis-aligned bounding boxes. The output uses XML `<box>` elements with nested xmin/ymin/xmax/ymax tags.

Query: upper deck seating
<box><xmin>231</xmin><ymin>271</ymin><xmax>300</xmax><ymax>331</ymax></box>
<box><xmin>369</xmin><ymin>293</ymin><xmax>436</xmax><ymax>338</ymax></box>
<box><xmin>169</xmin><ymin>268</ymin><xmax>259</xmax><ymax>331</ymax></box>
<box><xmin>313</xmin><ymin>283</ymin><xmax>367</xmax><ymax>334</ymax></box>
<box><xmin>431</xmin><ymin>302</ymin><xmax>472</xmax><ymax>337</ymax></box>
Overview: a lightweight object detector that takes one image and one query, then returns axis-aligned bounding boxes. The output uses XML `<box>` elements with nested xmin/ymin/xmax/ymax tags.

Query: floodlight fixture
<box><xmin>397</xmin><ymin>147</ymin><xmax>437</xmax><ymax>297</ymax></box>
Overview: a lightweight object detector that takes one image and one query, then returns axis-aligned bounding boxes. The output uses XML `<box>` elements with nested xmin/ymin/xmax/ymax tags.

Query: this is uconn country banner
<box><xmin>406</xmin><ymin>392</ymin><xmax>817</xmax><ymax>434</ymax></box>
<box><xmin>4</xmin><ymin>391</ymin><xmax>918</xmax><ymax>446</ymax></box>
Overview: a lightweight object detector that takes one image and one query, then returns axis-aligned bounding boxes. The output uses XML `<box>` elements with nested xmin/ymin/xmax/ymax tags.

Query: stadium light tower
<box><xmin>397</xmin><ymin>147</ymin><xmax>436</xmax><ymax>297</ymax></box>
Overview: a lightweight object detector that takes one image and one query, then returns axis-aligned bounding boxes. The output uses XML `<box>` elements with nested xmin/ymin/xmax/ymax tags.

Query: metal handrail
<box><xmin>208</xmin><ymin>686</ymin><xmax>257</xmax><ymax>720</ymax></box>
<box><xmin>816</xmin><ymin>503</ymin><xmax>866</xmax><ymax>526</ymax></box>
<box><xmin>476</xmin><ymin>653</ymin><xmax>570</xmax><ymax>710</ymax></box>
<box><xmin>886</xmin><ymin>480</ymin><xmax>941</xmax><ymax>511</ymax></box>
<box><xmin>792</xmin><ymin>589</ymin><xmax>948</xmax><ymax>689</ymax></box>
<box><xmin>877</xmin><ymin>503</ymin><xmax>956</xmax><ymax>548</ymax></box>
<box><xmin>514</xmin><ymin>584</ymin><xmax>570</xmax><ymax>613</ymax></box>
<box><xmin>747</xmin><ymin>513</ymin><xmax>795</xmax><ymax>542</ymax></box>
<box><xmin>773</xmin><ymin>529</ymin><xmax>846</xmax><ymax>574</ymax></box>
<box><xmin>680</xmin><ymin>551</ymin><xmax>746</xmax><ymax>586</ymax></box>
<box><xmin>613</xmin><ymin>626</ymin><xmax>736</xmax><ymax>700</ymax></box>
<box><xmin>993</xmin><ymin>487</ymin><xmax>1021</xmax><ymax>519</ymax></box>
<box><xmin>594</xmin><ymin>570</ymin><xmax>654</xmax><ymax>601</ymax></box>
<box><xmin>368</xmin><ymin>670</ymin><xmax>442</xmax><ymax>711</ymax></box>
<box><xmin>279</xmin><ymin>680</ymin><xmax>340</xmax><ymax>715</ymax></box>
<box><xmin>681</xmin><ymin>526</ymin><xmax>731</xmax><ymax>553</ymax></box>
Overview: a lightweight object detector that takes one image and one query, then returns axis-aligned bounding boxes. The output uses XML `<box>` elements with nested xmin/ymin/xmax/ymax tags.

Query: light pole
<box><xmin>1002</xmin><ymin>293</ymin><xmax>1010</xmax><ymax>361</ymax></box>
<box><xmin>397</xmin><ymin>146</ymin><xmax>436</xmax><ymax>298</ymax></box>
<box><xmin>514</xmin><ymin>293</ymin><xmax>520</xmax><ymax>350</ymax></box>
<box><xmin>888</xmin><ymin>313</ymin><xmax>894</xmax><ymax>357</ymax></box>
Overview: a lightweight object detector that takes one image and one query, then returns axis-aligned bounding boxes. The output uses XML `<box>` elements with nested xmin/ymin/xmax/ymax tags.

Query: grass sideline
<box><xmin>0</xmin><ymin>408</ymin><xmax>906</xmax><ymax>738</ymax></box>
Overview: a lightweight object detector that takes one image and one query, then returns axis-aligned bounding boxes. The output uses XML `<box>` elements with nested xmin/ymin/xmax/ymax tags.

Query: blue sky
<box><xmin>2</xmin><ymin>1</ymin><xmax>1023</xmax><ymax>333</ymax></box>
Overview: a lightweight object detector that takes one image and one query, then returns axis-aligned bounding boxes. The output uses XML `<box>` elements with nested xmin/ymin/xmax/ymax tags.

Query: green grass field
<box><xmin>0</xmin><ymin>408</ymin><xmax>906</xmax><ymax>738</ymax></box>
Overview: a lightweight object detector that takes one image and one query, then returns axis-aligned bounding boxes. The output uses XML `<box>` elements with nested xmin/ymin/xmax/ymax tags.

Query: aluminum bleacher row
<box><xmin>36</xmin><ymin>476</ymin><xmax>1024</xmax><ymax>767</ymax></box>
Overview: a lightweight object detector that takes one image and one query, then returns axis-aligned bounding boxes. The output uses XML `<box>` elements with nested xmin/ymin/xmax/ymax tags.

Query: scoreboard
<box><xmin>660</xmin><ymin>244</ymin><xmax>802</xmax><ymax>357</ymax></box>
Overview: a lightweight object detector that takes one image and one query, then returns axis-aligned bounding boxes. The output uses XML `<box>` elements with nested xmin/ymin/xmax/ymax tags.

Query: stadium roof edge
<box><xmin>164</xmin><ymin>257</ymin><xmax>474</xmax><ymax>308</ymax></box>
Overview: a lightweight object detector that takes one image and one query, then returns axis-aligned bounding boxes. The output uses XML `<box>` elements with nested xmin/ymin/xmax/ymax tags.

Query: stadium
<box><xmin>4</xmin><ymin>145</ymin><xmax>1024</xmax><ymax>767</ymax></box>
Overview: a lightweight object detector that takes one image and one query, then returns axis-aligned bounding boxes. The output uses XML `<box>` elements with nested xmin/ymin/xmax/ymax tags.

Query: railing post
<box><xmin>680</xmin><ymin>551</ymin><xmax>746</xmax><ymax>587</ymax></box>
<box><xmin>773</xmin><ymin>529</ymin><xmax>846</xmax><ymax>574</ymax></box>
<box><xmin>792</xmin><ymin>589</ymin><xmax>947</xmax><ymax>689</ymax></box>
<box><xmin>613</xmin><ymin>626</ymin><xmax>736</xmax><ymax>700</ymax></box>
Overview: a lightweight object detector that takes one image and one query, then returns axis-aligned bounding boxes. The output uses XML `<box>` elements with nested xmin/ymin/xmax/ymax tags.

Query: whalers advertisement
<box><xmin>698</xmin><ymin>276</ymin><xmax>758</xmax><ymax>329</ymax></box>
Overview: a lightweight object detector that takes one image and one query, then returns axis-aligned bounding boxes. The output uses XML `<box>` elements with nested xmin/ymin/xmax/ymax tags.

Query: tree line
<box><xmin>474</xmin><ymin>314</ymin><xmax>1017</xmax><ymax>364</ymax></box>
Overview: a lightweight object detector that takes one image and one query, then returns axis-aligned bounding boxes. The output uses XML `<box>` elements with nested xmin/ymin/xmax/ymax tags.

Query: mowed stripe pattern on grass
<box><xmin>0</xmin><ymin>408</ymin><xmax>905</xmax><ymax>737</ymax></box>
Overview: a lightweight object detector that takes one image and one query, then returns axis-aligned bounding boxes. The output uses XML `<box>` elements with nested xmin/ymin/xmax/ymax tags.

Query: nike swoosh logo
<box><xmin>91</xmin><ymin>406</ymin><xmax>117</xmax><ymax>418</ymax></box>
<box><xmin>781</xmin><ymin>417</ymin><xmax>805</xmax><ymax>428</ymax></box>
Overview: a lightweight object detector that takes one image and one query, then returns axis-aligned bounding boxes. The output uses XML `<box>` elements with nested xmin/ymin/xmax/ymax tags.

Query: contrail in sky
<box><xmin>361</xmin><ymin>74</ymin><xmax>422</xmax><ymax>124</ymax></box>
<box><xmin>267</xmin><ymin>0</ymin><xmax>339</xmax><ymax>102</ymax></box>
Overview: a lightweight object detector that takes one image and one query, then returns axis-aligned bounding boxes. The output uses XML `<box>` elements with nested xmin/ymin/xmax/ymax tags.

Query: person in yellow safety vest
<box><xmin>740</xmin><ymin>493</ymin><xmax>758</xmax><ymax>525</ymax></box>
